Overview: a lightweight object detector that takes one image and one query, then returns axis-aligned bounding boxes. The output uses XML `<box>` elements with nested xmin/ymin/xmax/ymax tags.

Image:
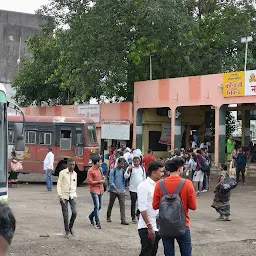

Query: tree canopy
<box><xmin>13</xmin><ymin>0</ymin><xmax>256</xmax><ymax>106</ymax></box>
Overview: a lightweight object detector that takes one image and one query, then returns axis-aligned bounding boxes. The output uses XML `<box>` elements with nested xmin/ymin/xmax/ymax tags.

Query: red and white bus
<box><xmin>7</xmin><ymin>115</ymin><xmax>99</xmax><ymax>184</ymax></box>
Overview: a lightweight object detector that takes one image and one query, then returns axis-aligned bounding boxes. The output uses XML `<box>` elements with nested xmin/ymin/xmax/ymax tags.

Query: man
<box><xmin>142</xmin><ymin>149</ymin><xmax>156</xmax><ymax>175</ymax></box>
<box><xmin>124</xmin><ymin>156</ymin><xmax>146</xmax><ymax>224</ymax></box>
<box><xmin>88</xmin><ymin>156</ymin><xmax>105</xmax><ymax>229</ymax></box>
<box><xmin>236</xmin><ymin>147</ymin><xmax>247</xmax><ymax>185</ymax></box>
<box><xmin>107</xmin><ymin>158</ymin><xmax>129</xmax><ymax>225</ymax></box>
<box><xmin>137</xmin><ymin>161</ymin><xmax>164</xmax><ymax>256</ymax></box>
<box><xmin>57</xmin><ymin>158</ymin><xmax>78</xmax><ymax>238</ymax></box>
<box><xmin>43</xmin><ymin>147</ymin><xmax>54</xmax><ymax>191</ymax></box>
<box><xmin>193</xmin><ymin>149</ymin><xmax>205</xmax><ymax>195</ymax></box>
<box><xmin>153</xmin><ymin>157</ymin><xmax>197</xmax><ymax>256</ymax></box>
<box><xmin>0</xmin><ymin>203</ymin><xmax>16</xmax><ymax>256</ymax></box>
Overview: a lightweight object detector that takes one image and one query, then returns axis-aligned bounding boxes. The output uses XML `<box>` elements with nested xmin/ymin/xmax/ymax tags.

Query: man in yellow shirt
<box><xmin>57</xmin><ymin>158</ymin><xmax>77</xmax><ymax>238</ymax></box>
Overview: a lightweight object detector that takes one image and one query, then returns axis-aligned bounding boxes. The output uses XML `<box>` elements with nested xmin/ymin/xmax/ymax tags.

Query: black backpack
<box><xmin>158</xmin><ymin>178</ymin><xmax>186</xmax><ymax>237</ymax></box>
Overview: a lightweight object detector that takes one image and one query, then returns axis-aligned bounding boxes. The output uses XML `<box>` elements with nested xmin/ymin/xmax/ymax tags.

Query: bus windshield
<box><xmin>87</xmin><ymin>125</ymin><xmax>98</xmax><ymax>145</ymax></box>
<box><xmin>0</xmin><ymin>102</ymin><xmax>7</xmax><ymax>187</ymax></box>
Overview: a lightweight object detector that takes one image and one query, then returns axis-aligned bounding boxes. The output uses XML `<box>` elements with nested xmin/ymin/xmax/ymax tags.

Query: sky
<box><xmin>0</xmin><ymin>0</ymin><xmax>50</xmax><ymax>14</ymax></box>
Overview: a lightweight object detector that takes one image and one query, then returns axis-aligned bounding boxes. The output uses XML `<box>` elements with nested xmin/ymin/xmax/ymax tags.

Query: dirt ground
<box><xmin>7</xmin><ymin>174</ymin><xmax>256</xmax><ymax>256</ymax></box>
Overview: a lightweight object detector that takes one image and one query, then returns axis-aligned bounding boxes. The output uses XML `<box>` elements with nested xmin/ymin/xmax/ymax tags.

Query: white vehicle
<box><xmin>0</xmin><ymin>84</ymin><xmax>25</xmax><ymax>203</ymax></box>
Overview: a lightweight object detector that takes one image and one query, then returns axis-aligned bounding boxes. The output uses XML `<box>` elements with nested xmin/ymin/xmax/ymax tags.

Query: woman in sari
<box><xmin>8</xmin><ymin>152</ymin><xmax>23</xmax><ymax>188</ymax></box>
<box><xmin>211</xmin><ymin>163</ymin><xmax>231</xmax><ymax>221</ymax></box>
<box><xmin>227</xmin><ymin>136</ymin><xmax>235</xmax><ymax>162</ymax></box>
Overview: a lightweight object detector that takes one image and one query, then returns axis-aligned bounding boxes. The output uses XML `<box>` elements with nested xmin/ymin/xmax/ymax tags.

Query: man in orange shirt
<box><xmin>153</xmin><ymin>157</ymin><xmax>197</xmax><ymax>256</ymax></box>
<box><xmin>143</xmin><ymin>149</ymin><xmax>156</xmax><ymax>175</ymax></box>
<box><xmin>87</xmin><ymin>156</ymin><xmax>105</xmax><ymax>229</ymax></box>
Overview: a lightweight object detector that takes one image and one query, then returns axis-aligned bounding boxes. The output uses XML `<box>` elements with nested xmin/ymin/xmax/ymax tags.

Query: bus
<box><xmin>8</xmin><ymin>115</ymin><xmax>99</xmax><ymax>184</ymax></box>
<box><xmin>0</xmin><ymin>84</ymin><xmax>25</xmax><ymax>202</ymax></box>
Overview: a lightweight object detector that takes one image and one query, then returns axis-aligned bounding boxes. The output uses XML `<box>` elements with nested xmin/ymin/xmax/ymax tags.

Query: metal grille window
<box><xmin>39</xmin><ymin>132</ymin><xmax>52</xmax><ymax>145</ymax></box>
<box><xmin>25</xmin><ymin>131</ymin><xmax>36</xmax><ymax>144</ymax></box>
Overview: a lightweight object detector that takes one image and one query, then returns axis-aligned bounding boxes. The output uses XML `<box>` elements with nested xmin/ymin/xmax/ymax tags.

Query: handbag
<box><xmin>229</xmin><ymin>161</ymin><xmax>236</xmax><ymax>179</ymax></box>
<box><xmin>220</xmin><ymin>176</ymin><xmax>237</xmax><ymax>192</ymax></box>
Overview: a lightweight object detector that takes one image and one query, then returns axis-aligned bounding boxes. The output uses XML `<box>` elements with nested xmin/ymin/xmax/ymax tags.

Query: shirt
<box><xmin>109</xmin><ymin>168</ymin><xmax>126</xmax><ymax>193</ymax></box>
<box><xmin>143</xmin><ymin>155</ymin><xmax>156</xmax><ymax>173</ymax></box>
<box><xmin>43</xmin><ymin>151</ymin><xmax>54</xmax><ymax>171</ymax></box>
<box><xmin>137</xmin><ymin>177</ymin><xmax>158</xmax><ymax>231</ymax></box>
<box><xmin>87</xmin><ymin>165</ymin><xmax>104</xmax><ymax>195</ymax></box>
<box><xmin>124</xmin><ymin>166</ymin><xmax>146</xmax><ymax>193</ymax></box>
<box><xmin>57</xmin><ymin>168</ymin><xmax>77</xmax><ymax>200</ymax></box>
<box><xmin>153</xmin><ymin>176</ymin><xmax>197</xmax><ymax>227</ymax></box>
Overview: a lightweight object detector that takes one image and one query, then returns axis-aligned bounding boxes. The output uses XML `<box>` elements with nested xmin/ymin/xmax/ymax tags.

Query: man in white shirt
<box><xmin>137</xmin><ymin>161</ymin><xmax>164</xmax><ymax>256</ymax></box>
<box><xmin>43</xmin><ymin>147</ymin><xmax>54</xmax><ymax>191</ymax></box>
<box><xmin>57</xmin><ymin>158</ymin><xmax>77</xmax><ymax>238</ymax></box>
<box><xmin>124</xmin><ymin>156</ymin><xmax>146</xmax><ymax>224</ymax></box>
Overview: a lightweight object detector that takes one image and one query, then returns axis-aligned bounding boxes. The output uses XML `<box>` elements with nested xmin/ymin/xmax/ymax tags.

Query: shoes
<box><xmin>243</xmin><ymin>182</ymin><xmax>247</xmax><ymax>185</ymax></box>
<box><xmin>217</xmin><ymin>215</ymin><xmax>224</xmax><ymax>221</ymax></box>
<box><xmin>121</xmin><ymin>221</ymin><xmax>129</xmax><ymax>225</ymax></box>
<box><xmin>107</xmin><ymin>218</ymin><xmax>112</xmax><ymax>223</ymax></box>
<box><xmin>69</xmin><ymin>226</ymin><xmax>74</xmax><ymax>236</ymax></box>
<box><xmin>202</xmin><ymin>189</ymin><xmax>207</xmax><ymax>193</ymax></box>
<box><xmin>223</xmin><ymin>216</ymin><xmax>231</xmax><ymax>221</ymax></box>
<box><xmin>95</xmin><ymin>223</ymin><xmax>101</xmax><ymax>229</ymax></box>
<box><xmin>197</xmin><ymin>192</ymin><xmax>201</xmax><ymax>196</ymax></box>
<box><xmin>132</xmin><ymin>218</ymin><xmax>137</xmax><ymax>224</ymax></box>
<box><xmin>87</xmin><ymin>215</ymin><xmax>94</xmax><ymax>226</ymax></box>
<box><xmin>64</xmin><ymin>232</ymin><xmax>69</xmax><ymax>239</ymax></box>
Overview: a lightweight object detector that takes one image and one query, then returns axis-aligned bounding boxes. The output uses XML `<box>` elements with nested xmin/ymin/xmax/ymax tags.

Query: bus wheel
<box><xmin>54</xmin><ymin>160</ymin><xmax>67</xmax><ymax>176</ymax></box>
<box><xmin>77</xmin><ymin>168</ymin><xmax>88</xmax><ymax>186</ymax></box>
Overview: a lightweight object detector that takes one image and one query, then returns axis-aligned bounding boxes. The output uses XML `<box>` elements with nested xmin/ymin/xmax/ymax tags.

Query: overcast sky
<box><xmin>0</xmin><ymin>0</ymin><xmax>50</xmax><ymax>14</ymax></box>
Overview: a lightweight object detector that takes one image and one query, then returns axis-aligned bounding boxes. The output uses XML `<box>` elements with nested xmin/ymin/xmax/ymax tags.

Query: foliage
<box><xmin>12</xmin><ymin>0</ymin><xmax>256</xmax><ymax>106</ymax></box>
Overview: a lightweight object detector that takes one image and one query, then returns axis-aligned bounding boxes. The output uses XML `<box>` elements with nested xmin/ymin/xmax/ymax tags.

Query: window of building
<box><xmin>25</xmin><ymin>131</ymin><xmax>36</xmax><ymax>144</ymax></box>
<box><xmin>148</xmin><ymin>131</ymin><xmax>168</xmax><ymax>152</ymax></box>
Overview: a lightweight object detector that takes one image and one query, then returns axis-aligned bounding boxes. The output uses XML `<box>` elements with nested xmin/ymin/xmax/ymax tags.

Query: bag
<box><xmin>200</xmin><ymin>158</ymin><xmax>210</xmax><ymax>173</ymax></box>
<box><xmin>229</xmin><ymin>161</ymin><xmax>236</xmax><ymax>179</ymax></box>
<box><xmin>11</xmin><ymin>161</ymin><xmax>23</xmax><ymax>173</ymax></box>
<box><xmin>158</xmin><ymin>178</ymin><xmax>186</xmax><ymax>237</ymax></box>
<box><xmin>220</xmin><ymin>176</ymin><xmax>237</xmax><ymax>192</ymax></box>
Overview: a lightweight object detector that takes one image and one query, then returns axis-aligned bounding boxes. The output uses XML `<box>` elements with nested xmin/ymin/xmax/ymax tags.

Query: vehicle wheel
<box><xmin>77</xmin><ymin>167</ymin><xmax>89</xmax><ymax>185</ymax></box>
<box><xmin>54</xmin><ymin>160</ymin><xmax>67</xmax><ymax>176</ymax></box>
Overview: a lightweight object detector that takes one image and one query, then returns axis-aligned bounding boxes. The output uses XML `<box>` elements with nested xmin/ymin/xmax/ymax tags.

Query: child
<box><xmin>211</xmin><ymin>164</ymin><xmax>231</xmax><ymax>221</ymax></box>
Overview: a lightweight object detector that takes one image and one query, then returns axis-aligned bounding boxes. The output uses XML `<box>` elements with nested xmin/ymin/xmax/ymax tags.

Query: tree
<box><xmin>13</xmin><ymin>0</ymin><xmax>256</xmax><ymax>106</ymax></box>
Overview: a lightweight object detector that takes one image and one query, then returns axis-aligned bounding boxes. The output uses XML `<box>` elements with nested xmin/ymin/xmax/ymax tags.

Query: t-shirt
<box><xmin>143</xmin><ymin>155</ymin><xmax>156</xmax><ymax>174</ymax></box>
<box><xmin>153</xmin><ymin>176</ymin><xmax>197</xmax><ymax>227</ymax></box>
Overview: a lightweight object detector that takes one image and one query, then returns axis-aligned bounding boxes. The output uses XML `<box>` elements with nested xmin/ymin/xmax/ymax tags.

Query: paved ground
<box><xmin>7</xmin><ymin>174</ymin><xmax>256</xmax><ymax>255</ymax></box>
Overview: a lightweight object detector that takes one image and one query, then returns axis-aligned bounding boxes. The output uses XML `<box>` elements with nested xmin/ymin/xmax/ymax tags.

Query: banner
<box><xmin>77</xmin><ymin>105</ymin><xmax>100</xmax><ymax>123</ymax></box>
<box><xmin>159</xmin><ymin>123</ymin><xmax>171</xmax><ymax>145</ymax></box>
<box><xmin>245</xmin><ymin>70</ymin><xmax>256</xmax><ymax>96</ymax></box>
<box><xmin>223</xmin><ymin>71</ymin><xmax>245</xmax><ymax>97</ymax></box>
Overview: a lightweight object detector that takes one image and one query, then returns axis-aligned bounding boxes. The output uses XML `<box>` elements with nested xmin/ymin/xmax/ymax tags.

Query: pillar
<box><xmin>242</xmin><ymin>110</ymin><xmax>250</xmax><ymax>147</ymax></box>
<box><xmin>171</xmin><ymin>107</ymin><xmax>182</xmax><ymax>150</ymax></box>
<box><xmin>136</xmin><ymin>109</ymin><xmax>143</xmax><ymax>150</ymax></box>
<box><xmin>215</xmin><ymin>105</ymin><xmax>227</xmax><ymax>164</ymax></box>
<box><xmin>205</xmin><ymin>111</ymin><xmax>212</xmax><ymax>137</ymax></box>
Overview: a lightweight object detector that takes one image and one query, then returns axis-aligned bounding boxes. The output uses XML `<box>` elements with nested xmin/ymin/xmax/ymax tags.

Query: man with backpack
<box><xmin>106</xmin><ymin>158</ymin><xmax>129</xmax><ymax>225</ymax></box>
<box><xmin>153</xmin><ymin>157</ymin><xmax>197</xmax><ymax>256</ymax></box>
<box><xmin>124</xmin><ymin>156</ymin><xmax>146</xmax><ymax>224</ymax></box>
<box><xmin>137</xmin><ymin>161</ymin><xmax>164</xmax><ymax>256</ymax></box>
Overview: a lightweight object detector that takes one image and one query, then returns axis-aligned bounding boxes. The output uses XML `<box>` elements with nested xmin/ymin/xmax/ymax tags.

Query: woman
<box><xmin>109</xmin><ymin>151</ymin><xmax>116</xmax><ymax>171</ymax></box>
<box><xmin>211</xmin><ymin>164</ymin><xmax>231</xmax><ymax>221</ymax></box>
<box><xmin>8</xmin><ymin>152</ymin><xmax>23</xmax><ymax>188</ymax></box>
<box><xmin>188</xmin><ymin>153</ymin><xmax>197</xmax><ymax>181</ymax></box>
<box><xmin>227</xmin><ymin>136</ymin><xmax>235</xmax><ymax>162</ymax></box>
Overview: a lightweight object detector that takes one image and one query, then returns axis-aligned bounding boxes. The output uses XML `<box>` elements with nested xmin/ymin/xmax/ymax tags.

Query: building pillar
<box><xmin>205</xmin><ymin>111</ymin><xmax>212</xmax><ymax>137</ymax></box>
<box><xmin>171</xmin><ymin>107</ymin><xmax>182</xmax><ymax>150</ymax></box>
<box><xmin>242</xmin><ymin>110</ymin><xmax>250</xmax><ymax>147</ymax></box>
<box><xmin>136</xmin><ymin>109</ymin><xmax>143</xmax><ymax>150</ymax></box>
<box><xmin>215</xmin><ymin>105</ymin><xmax>227</xmax><ymax>164</ymax></box>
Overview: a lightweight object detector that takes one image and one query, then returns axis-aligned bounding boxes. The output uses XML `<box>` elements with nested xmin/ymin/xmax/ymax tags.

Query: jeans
<box><xmin>130</xmin><ymin>191</ymin><xmax>138</xmax><ymax>220</ymax></box>
<box><xmin>60</xmin><ymin>198</ymin><xmax>77</xmax><ymax>233</ymax></box>
<box><xmin>89</xmin><ymin>193</ymin><xmax>103</xmax><ymax>225</ymax></box>
<box><xmin>203</xmin><ymin>172</ymin><xmax>207</xmax><ymax>190</ymax></box>
<box><xmin>162</xmin><ymin>227</ymin><xmax>192</xmax><ymax>256</ymax></box>
<box><xmin>236</xmin><ymin>166</ymin><xmax>245</xmax><ymax>183</ymax></box>
<box><xmin>45</xmin><ymin>169</ymin><xmax>52</xmax><ymax>191</ymax></box>
<box><xmin>107</xmin><ymin>192</ymin><xmax>126</xmax><ymax>222</ymax></box>
<box><xmin>138</xmin><ymin>228</ymin><xmax>161</xmax><ymax>256</ymax></box>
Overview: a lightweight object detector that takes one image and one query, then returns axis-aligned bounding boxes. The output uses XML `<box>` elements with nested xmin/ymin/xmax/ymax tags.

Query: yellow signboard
<box><xmin>223</xmin><ymin>71</ymin><xmax>245</xmax><ymax>97</ymax></box>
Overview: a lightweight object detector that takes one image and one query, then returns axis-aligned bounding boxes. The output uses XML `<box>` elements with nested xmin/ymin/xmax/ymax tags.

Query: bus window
<box><xmin>60</xmin><ymin>129</ymin><xmax>71</xmax><ymax>150</ymax></box>
<box><xmin>25</xmin><ymin>131</ymin><xmax>36</xmax><ymax>144</ymax></box>
<box><xmin>87</xmin><ymin>125</ymin><xmax>98</xmax><ymax>145</ymax></box>
<box><xmin>39</xmin><ymin>132</ymin><xmax>52</xmax><ymax>145</ymax></box>
<box><xmin>8</xmin><ymin>131</ymin><xmax>14</xmax><ymax>144</ymax></box>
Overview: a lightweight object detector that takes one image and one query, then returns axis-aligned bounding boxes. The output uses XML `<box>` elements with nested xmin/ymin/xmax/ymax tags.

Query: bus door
<box><xmin>75</xmin><ymin>127</ymin><xmax>84</xmax><ymax>157</ymax></box>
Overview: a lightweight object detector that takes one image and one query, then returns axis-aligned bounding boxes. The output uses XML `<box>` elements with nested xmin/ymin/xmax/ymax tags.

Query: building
<box><xmin>0</xmin><ymin>10</ymin><xmax>42</xmax><ymax>101</ymax></box>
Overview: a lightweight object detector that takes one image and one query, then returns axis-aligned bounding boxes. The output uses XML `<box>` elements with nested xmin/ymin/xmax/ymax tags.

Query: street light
<box><xmin>241</xmin><ymin>36</ymin><xmax>253</xmax><ymax>71</ymax></box>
